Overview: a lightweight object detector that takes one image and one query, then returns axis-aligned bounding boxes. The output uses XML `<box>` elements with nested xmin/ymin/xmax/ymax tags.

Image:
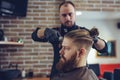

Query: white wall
<box><xmin>76</xmin><ymin>11</ymin><xmax>120</xmax><ymax>64</ymax></box>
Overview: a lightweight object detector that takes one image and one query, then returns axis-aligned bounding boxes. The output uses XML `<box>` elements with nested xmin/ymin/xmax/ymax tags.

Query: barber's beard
<box><xmin>56</xmin><ymin>53</ymin><xmax>77</xmax><ymax>72</ymax></box>
<box><xmin>65</xmin><ymin>21</ymin><xmax>73</xmax><ymax>27</ymax></box>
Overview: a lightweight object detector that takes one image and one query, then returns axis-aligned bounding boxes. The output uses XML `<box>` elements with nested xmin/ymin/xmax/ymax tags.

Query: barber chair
<box><xmin>113</xmin><ymin>68</ymin><xmax>120</xmax><ymax>80</ymax></box>
<box><xmin>103</xmin><ymin>72</ymin><xmax>113</xmax><ymax>80</ymax></box>
<box><xmin>88</xmin><ymin>64</ymin><xmax>101</xmax><ymax>77</ymax></box>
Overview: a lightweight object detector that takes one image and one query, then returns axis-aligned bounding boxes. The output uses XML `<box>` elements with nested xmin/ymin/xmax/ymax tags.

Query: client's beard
<box><xmin>56</xmin><ymin>53</ymin><xmax>77</xmax><ymax>72</ymax></box>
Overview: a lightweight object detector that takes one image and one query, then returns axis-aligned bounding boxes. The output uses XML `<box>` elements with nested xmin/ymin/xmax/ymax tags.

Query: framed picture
<box><xmin>96</xmin><ymin>40</ymin><xmax>116</xmax><ymax>57</ymax></box>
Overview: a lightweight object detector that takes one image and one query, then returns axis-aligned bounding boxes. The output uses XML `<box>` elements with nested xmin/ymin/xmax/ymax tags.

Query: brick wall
<box><xmin>0</xmin><ymin>0</ymin><xmax>120</xmax><ymax>76</ymax></box>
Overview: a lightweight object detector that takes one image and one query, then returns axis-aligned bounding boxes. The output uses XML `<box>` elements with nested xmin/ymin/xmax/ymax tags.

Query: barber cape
<box><xmin>51</xmin><ymin>67</ymin><xmax>98</xmax><ymax>80</ymax></box>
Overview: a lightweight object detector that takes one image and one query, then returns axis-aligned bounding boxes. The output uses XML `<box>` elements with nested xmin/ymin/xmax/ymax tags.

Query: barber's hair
<box><xmin>59</xmin><ymin>1</ymin><xmax>75</xmax><ymax>10</ymax></box>
<box><xmin>64</xmin><ymin>28</ymin><xmax>99</xmax><ymax>51</ymax></box>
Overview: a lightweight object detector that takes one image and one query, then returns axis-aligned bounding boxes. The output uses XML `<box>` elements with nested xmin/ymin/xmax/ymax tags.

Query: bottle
<box><xmin>22</xmin><ymin>68</ymin><xmax>26</xmax><ymax>78</ymax></box>
<box><xmin>28</xmin><ymin>69</ymin><xmax>33</xmax><ymax>78</ymax></box>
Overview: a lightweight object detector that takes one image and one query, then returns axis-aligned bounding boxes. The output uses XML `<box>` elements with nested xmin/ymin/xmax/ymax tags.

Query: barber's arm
<box><xmin>32</xmin><ymin>28</ymin><xmax>61</xmax><ymax>43</ymax></box>
<box><xmin>90</xmin><ymin>28</ymin><xmax>108</xmax><ymax>53</ymax></box>
<box><xmin>31</xmin><ymin>28</ymin><xmax>47</xmax><ymax>42</ymax></box>
<box><xmin>93</xmin><ymin>37</ymin><xmax>108</xmax><ymax>53</ymax></box>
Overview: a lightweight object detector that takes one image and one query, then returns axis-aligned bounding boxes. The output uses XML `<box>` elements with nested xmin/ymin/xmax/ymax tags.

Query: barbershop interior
<box><xmin>0</xmin><ymin>0</ymin><xmax>120</xmax><ymax>80</ymax></box>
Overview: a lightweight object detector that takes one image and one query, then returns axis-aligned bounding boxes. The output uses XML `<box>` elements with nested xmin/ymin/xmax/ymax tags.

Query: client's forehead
<box><xmin>62</xmin><ymin>38</ymin><xmax>73</xmax><ymax>46</ymax></box>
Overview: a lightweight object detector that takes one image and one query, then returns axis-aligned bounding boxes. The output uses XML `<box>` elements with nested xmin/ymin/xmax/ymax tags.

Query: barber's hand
<box><xmin>90</xmin><ymin>28</ymin><xmax>99</xmax><ymax>43</ymax></box>
<box><xmin>44</xmin><ymin>28</ymin><xmax>61</xmax><ymax>43</ymax></box>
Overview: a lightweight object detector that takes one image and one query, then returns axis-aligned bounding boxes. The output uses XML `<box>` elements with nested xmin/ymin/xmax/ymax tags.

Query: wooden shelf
<box><xmin>0</xmin><ymin>41</ymin><xmax>24</xmax><ymax>46</ymax></box>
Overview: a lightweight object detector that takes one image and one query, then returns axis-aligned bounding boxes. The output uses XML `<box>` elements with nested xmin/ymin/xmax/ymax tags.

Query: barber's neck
<box><xmin>61</xmin><ymin>23</ymin><xmax>76</xmax><ymax>28</ymax></box>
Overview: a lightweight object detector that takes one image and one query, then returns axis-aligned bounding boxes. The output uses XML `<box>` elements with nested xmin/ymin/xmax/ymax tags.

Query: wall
<box><xmin>0</xmin><ymin>0</ymin><xmax>120</xmax><ymax>76</ymax></box>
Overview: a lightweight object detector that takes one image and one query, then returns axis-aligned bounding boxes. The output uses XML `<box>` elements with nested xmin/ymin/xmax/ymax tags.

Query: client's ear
<box><xmin>78</xmin><ymin>48</ymin><xmax>86</xmax><ymax>57</ymax></box>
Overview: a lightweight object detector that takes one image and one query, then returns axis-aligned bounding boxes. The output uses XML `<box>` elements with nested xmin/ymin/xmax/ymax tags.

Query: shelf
<box><xmin>0</xmin><ymin>41</ymin><xmax>24</xmax><ymax>46</ymax></box>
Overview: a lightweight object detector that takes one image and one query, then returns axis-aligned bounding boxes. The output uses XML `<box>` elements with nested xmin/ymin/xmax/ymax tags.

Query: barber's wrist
<box><xmin>93</xmin><ymin>36</ymin><xmax>98</xmax><ymax>43</ymax></box>
<box><xmin>44</xmin><ymin>28</ymin><xmax>52</xmax><ymax>39</ymax></box>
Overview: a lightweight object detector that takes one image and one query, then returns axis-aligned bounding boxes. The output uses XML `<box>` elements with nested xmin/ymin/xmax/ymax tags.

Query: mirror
<box><xmin>96</xmin><ymin>40</ymin><xmax>116</xmax><ymax>57</ymax></box>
